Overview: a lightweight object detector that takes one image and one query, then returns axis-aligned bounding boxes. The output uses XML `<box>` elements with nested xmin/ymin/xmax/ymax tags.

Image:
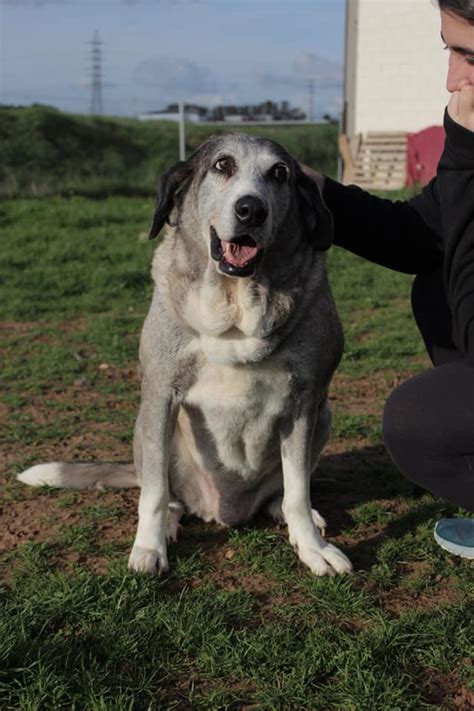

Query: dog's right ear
<box><xmin>294</xmin><ymin>163</ymin><xmax>333</xmax><ymax>251</ymax></box>
<box><xmin>148</xmin><ymin>160</ymin><xmax>195</xmax><ymax>239</ymax></box>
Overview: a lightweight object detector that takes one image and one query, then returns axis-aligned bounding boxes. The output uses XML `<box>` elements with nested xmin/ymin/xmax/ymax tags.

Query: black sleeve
<box><xmin>323</xmin><ymin>177</ymin><xmax>443</xmax><ymax>275</ymax></box>
<box><xmin>437</xmin><ymin>109</ymin><xmax>474</xmax><ymax>363</ymax></box>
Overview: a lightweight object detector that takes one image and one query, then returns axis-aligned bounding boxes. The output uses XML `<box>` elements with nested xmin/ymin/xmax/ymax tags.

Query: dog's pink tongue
<box><xmin>222</xmin><ymin>241</ymin><xmax>258</xmax><ymax>267</ymax></box>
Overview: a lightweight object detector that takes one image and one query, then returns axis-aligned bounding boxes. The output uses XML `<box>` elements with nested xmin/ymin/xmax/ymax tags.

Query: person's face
<box><xmin>441</xmin><ymin>10</ymin><xmax>474</xmax><ymax>91</ymax></box>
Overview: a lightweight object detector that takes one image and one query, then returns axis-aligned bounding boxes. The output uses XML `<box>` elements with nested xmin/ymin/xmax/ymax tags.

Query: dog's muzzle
<box><xmin>210</xmin><ymin>227</ymin><xmax>263</xmax><ymax>277</ymax></box>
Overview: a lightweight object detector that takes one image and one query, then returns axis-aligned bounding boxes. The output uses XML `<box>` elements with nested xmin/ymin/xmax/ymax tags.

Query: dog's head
<box><xmin>148</xmin><ymin>134</ymin><xmax>333</xmax><ymax>278</ymax></box>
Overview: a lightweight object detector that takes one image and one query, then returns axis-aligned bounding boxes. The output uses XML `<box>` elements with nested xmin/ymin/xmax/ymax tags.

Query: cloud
<box><xmin>1</xmin><ymin>0</ymin><xmax>65</xmax><ymax>6</ymax></box>
<box><xmin>291</xmin><ymin>52</ymin><xmax>342</xmax><ymax>83</ymax></box>
<box><xmin>255</xmin><ymin>53</ymin><xmax>343</xmax><ymax>119</ymax></box>
<box><xmin>132</xmin><ymin>56</ymin><xmax>215</xmax><ymax>99</ymax></box>
<box><xmin>121</xmin><ymin>0</ymin><xmax>200</xmax><ymax>3</ymax></box>
<box><xmin>1</xmin><ymin>0</ymin><xmax>195</xmax><ymax>4</ymax></box>
<box><xmin>258</xmin><ymin>52</ymin><xmax>343</xmax><ymax>92</ymax></box>
<box><xmin>1</xmin><ymin>0</ymin><xmax>198</xmax><ymax>5</ymax></box>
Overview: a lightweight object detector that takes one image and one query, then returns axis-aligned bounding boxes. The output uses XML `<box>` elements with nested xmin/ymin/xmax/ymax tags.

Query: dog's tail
<box><xmin>17</xmin><ymin>462</ymin><xmax>138</xmax><ymax>490</ymax></box>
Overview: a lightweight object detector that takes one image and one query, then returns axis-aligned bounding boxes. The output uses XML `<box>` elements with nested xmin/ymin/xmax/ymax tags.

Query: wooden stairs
<box><xmin>339</xmin><ymin>131</ymin><xmax>407</xmax><ymax>191</ymax></box>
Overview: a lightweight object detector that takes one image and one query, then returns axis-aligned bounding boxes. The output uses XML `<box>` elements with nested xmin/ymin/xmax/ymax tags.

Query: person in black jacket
<box><xmin>310</xmin><ymin>0</ymin><xmax>474</xmax><ymax>558</ymax></box>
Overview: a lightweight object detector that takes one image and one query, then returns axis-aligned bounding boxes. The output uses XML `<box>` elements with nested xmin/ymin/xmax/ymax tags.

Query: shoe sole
<box><xmin>433</xmin><ymin>526</ymin><xmax>474</xmax><ymax>559</ymax></box>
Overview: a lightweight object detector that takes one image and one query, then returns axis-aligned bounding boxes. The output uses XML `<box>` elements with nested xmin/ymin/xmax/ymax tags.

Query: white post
<box><xmin>179</xmin><ymin>101</ymin><xmax>185</xmax><ymax>161</ymax></box>
<box><xmin>337</xmin><ymin>114</ymin><xmax>343</xmax><ymax>182</ymax></box>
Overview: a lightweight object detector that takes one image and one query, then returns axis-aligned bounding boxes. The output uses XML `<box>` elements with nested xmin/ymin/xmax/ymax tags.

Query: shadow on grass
<box><xmin>313</xmin><ymin>444</ymin><xmax>457</xmax><ymax>570</ymax></box>
<box><xmin>159</xmin><ymin>444</ymin><xmax>456</xmax><ymax>578</ymax></box>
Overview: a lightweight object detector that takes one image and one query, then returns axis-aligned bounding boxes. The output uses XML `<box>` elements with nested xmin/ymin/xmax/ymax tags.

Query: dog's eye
<box><xmin>270</xmin><ymin>163</ymin><xmax>289</xmax><ymax>183</ymax></box>
<box><xmin>213</xmin><ymin>157</ymin><xmax>234</xmax><ymax>176</ymax></box>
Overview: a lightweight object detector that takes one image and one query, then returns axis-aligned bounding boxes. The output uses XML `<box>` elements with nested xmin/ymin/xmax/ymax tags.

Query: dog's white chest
<box><xmin>184</xmin><ymin>359</ymin><xmax>291</xmax><ymax>475</ymax></box>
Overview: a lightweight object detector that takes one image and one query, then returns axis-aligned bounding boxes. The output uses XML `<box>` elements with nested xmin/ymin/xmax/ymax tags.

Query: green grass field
<box><xmin>1</xmin><ymin>192</ymin><xmax>473</xmax><ymax>709</ymax></box>
<box><xmin>0</xmin><ymin>106</ymin><xmax>338</xmax><ymax>199</ymax></box>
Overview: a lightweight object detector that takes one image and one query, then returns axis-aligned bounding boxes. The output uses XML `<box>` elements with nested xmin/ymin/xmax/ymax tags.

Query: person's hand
<box><xmin>300</xmin><ymin>164</ymin><xmax>326</xmax><ymax>192</ymax></box>
<box><xmin>447</xmin><ymin>84</ymin><xmax>474</xmax><ymax>131</ymax></box>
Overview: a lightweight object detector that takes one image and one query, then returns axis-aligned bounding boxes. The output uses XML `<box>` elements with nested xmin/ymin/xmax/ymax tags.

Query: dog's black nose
<box><xmin>234</xmin><ymin>196</ymin><xmax>268</xmax><ymax>227</ymax></box>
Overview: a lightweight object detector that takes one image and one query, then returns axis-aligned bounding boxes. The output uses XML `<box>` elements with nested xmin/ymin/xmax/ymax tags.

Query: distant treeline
<box><xmin>158</xmin><ymin>100</ymin><xmax>308</xmax><ymax>121</ymax></box>
<box><xmin>0</xmin><ymin>105</ymin><xmax>338</xmax><ymax>199</ymax></box>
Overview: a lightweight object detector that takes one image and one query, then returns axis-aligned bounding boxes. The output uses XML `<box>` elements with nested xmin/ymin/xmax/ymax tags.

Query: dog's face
<box><xmin>149</xmin><ymin>134</ymin><xmax>333</xmax><ymax>278</ymax></box>
<box><xmin>197</xmin><ymin>136</ymin><xmax>294</xmax><ymax>277</ymax></box>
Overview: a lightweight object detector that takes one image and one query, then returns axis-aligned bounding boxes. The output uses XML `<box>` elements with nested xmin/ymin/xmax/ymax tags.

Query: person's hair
<box><xmin>438</xmin><ymin>0</ymin><xmax>474</xmax><ymax>23</ymax></box>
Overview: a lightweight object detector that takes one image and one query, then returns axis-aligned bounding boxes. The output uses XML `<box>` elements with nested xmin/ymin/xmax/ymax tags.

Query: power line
<box><xmin>308</xmin><ymin>78</ymin><xmax>314</xmax><ymax>122</ymax></box>
<box><xmin>89</xmin><ymin>29</ymin><xmax>103</xmax><ymax>115</ymax></box>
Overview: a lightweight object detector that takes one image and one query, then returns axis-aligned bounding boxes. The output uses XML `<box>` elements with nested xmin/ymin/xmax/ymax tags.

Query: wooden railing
<box><xmin>340</xmin><ymin>132</ymin><xmax>407</xmax><ymax>190</ymax></box>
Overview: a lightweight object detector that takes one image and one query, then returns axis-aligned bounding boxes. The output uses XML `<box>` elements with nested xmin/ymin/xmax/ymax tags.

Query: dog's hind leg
<box><xmin>167</xmin><ymin>500</ymin><xmax>185</xmax><ymax>543</ymax></box>
<box><xmin>265</xmin><ymin>497</ymin><xmax>327</xmax><ymax>537</ymax></box>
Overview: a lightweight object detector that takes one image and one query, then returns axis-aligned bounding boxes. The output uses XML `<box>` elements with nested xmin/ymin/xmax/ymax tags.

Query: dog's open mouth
<box><xmin>210</xmin><ymin>227</ymin><xmax>263</xmax><ymax>277</ymax></box>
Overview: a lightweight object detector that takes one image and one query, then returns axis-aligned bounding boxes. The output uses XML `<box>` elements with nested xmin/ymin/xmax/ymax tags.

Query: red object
<box><xmin>406</xmin><ymin>125</ymin><xmax>445</xmax><ymax>187</ymax></box>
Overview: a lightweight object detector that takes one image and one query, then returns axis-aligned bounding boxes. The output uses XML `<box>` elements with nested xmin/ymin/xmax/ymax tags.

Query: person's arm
<box><xmin>322</xmin><ymin>177</ymin><xmax>443</xmax><ymax>275</ymax></box>
<box><xmin>303</xmin><ymin>164</ymin><xmax>444</xmax><ymax>276</ymax></box>
<box><xmin>437</xmin><ymin>86</ymin><xmax>474</xmax><ymax>362</ymax></box>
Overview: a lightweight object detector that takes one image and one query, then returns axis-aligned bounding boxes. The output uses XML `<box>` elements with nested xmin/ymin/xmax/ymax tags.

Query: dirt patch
<box><xmin>329</xmin><ymin>369</ymin><xmax>422</xmax><ymax>418</ymax></box>
<box><xmin>0</xmin><ymin>476</ymin><xmax>138</xmax><ymax>560</ymax></box>
<box><xmin>1</xmin><ymin>321</ymin><xmax>45</xmax><ymax>333</ymax></box>
<box><xmin>421</xmin><ymin>666</ymin><xmax>474</xmax><ymax>710</ymax></box>
<box><xmin>0</xmin><ymin>317</ymin><xmax>88</xmax><ymax>340</ymax></box>
<box><xmin>379</xmin><ymin>584</ymin><xmax>465</xmax><ymax>618</ymax></box>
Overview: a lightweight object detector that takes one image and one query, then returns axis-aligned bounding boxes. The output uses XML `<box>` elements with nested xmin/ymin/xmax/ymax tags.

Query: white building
<box><xmin>342</xmin><ymin>0</ymin><xmax>449</xmax><ymax>188</ymax></box>
<box><xmin>344</xmin><ymin>0</ymin><xmax>449</xmax><ymax>135</ymax></box>
<box><xmin>138</xmin><ymin>111</ymin><xmax>202</xmax><ymax>123</ymax></box>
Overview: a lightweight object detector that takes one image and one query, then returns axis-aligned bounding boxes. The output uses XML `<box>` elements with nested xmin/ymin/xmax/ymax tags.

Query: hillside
<box><xmin>0</xmin><ymin>105</ymin><xmax>338</xmax><ymax>198</ymax></box>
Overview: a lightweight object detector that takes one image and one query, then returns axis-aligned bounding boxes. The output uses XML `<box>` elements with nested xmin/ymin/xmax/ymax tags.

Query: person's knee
<box><xmin>382</xmin><ymin>383</ymin><xmax>414</xmax><ymax>455</ymax></box>
<box><xmin>382</xmin><ymin>379</ymin><xmax>431</xmax><ymax>483</ymax></box>
<box><xmin>382</xmin><ymin>364</ymin><xmax>474</xmax><ymax>508</ymax></box>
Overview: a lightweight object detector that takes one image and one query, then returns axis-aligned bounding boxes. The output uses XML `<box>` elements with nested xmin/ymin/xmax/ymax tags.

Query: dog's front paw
<box><xmin>318</xmin><ymin>541</ymin><xmax>353</xmax><ymax>575</ymax></box>
<box><xmin>295</xmin><ymin>540</ymin><xmax>352</xmax><ymax>576</ymax></box>
<box><xmin>290</xmin><ymin>528</ymin><xmax>353</xmax><ymax>577</ymax></box>
<box><xmin>295</xmin><ymin>543</ymin><xmax>335</xmax><ymax>577</ymax></box>
<box><xmin>128</xmin><ymin>545</ymin><xmax>169</xmax><ymax>574</ymax></box>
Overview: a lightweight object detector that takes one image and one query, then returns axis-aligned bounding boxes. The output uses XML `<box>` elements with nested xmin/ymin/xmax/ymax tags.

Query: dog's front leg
<box><xmin>128</xmin><ymin>389</ymin><xmax>178</xmax><ymax>574</ymax></box>
<box><xmin>280</xmin><ymin>410</ymin><xmax>352</xmax><ymax>576</ymax></box>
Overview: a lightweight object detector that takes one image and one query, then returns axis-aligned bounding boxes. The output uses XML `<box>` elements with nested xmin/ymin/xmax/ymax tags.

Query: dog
<box><xmin>18</xmin><ymin>133</ymin><xmax>352</xmax><ymax>577</ymax></box>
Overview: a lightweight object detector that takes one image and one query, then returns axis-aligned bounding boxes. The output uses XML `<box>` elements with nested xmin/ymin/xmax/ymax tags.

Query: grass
<box><xmin>1</xmin><ymin>194</ymin><xmax>473</xmax><ymax>709</ymax></box>
<box><xmin>0</xmin><ymin>105</ymin><xmax>339</xmax><ymax>198</ymax></box>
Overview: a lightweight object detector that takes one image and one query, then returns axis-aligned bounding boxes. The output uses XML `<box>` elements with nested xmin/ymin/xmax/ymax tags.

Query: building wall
<box><xmin>138</xmin><ymin>112</ymin><xmax>202</xmax><ymax>123</ymax></box>
<box><xmin>345</xmin><ymin>0</ymin><xmax>449</xmax><ymax>135</ymax></box>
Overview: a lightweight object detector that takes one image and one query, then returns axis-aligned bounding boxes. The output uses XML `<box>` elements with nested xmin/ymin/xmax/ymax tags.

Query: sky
<box><xmin>0</xmin><ymin>0</ymin><xmax>346</xmax><ymax>118</ymax></box>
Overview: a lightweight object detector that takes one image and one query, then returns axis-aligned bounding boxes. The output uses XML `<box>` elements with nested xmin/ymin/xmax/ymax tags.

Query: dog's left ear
<box><xmin>148</xmin><ymin>160</ymin><xmax>194</xmax><ymax>239</ymax></box>
<box><xmin>295</xmin><ymin>164</ymin><xmax>333</xmax><ymax>251</ymax></box>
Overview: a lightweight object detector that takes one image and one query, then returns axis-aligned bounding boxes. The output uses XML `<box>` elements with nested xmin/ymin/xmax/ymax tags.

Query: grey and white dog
<box><xmin>18</xmin><ymin>133</ymin><xmax>352</xmax><ymax>576</ymax></box>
